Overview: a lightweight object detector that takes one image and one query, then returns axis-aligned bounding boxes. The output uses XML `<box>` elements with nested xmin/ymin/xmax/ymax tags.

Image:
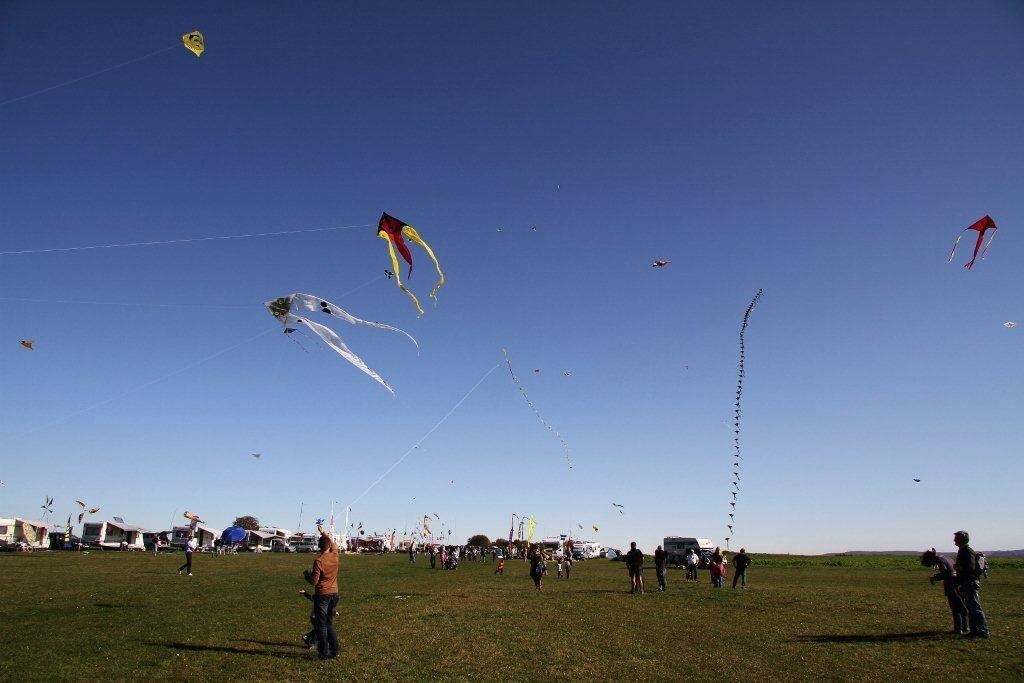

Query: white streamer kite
<box><xmin>266</xmin><ymin>293</ymin><xmax>418</xmax><ymax>395</ymax></box>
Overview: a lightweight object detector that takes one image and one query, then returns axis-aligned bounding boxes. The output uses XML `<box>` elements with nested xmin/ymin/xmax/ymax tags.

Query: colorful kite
<box><xmin>948</xmin><ymin>215</ymin><xmax>997</xmax><ymax>270</ymax></box>
<box><xmin>726</xmin><ymin>289</ymin><xmax>763</xmax><ymax>549</ymax></box>
<box><xmin>592</xmin><ymin>524</ymin><xmax>599</xmax><ymax>533</ymax></box>
<box><xmin>266</xmin><ymin>292</ymin><xmax>418</xmax><ymax>395</ymax></box>
<box><xmin>183</xmin><ymin>511</ymin><xmax>204</xmax><ymax>531</ymax></box>
<box><xmin>502</xmin><ymin>348</ymin><xmax>572</xmax><ymax>469</ymax></box>
<box><xmin>377</xmin><ymin>212</ymin><xmax>445</xmax><ymax>316</ymax></box>
<box><xmin>182</xmin><ymin>30</ymin><xmax>205</xmax><ymax>57</ymax></box>
<box><xmin>19</xmin><ymin>340</ymin><xmax>33</xmax><ymax>350</ymax></box>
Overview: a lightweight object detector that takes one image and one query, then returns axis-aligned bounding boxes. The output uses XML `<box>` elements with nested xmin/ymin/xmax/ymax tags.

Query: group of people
<box><xmin>626</xmin><ymin>543</ymin><xmax>752</xmax><ymax>593</ymax></box>
<box><xmin>526</xmin><ymin>546</ymin><xmax>574</xmax><ymax>589</ymax></box>
<box><xmin>920</xmin><ymin>530</ymin><xmax>990</xmax><ymax>638</ymax></box>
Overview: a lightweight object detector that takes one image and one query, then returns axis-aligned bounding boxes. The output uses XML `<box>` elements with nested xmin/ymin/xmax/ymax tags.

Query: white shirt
<box><xmin>186</xmin><ymin>538</ymin><xmax>198</xmax><ymax>553</ymax></box>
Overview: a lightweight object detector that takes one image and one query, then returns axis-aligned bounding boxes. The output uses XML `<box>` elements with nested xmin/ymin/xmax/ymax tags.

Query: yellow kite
<box><xmin>182</xmin><ymin>30</ymin><xmax>205</xmax><ymax>57</ymax></box>
<box><xmin>526</xmin><ymin>515</ymin><xmax>536</xmax><ymax>542</ymax></box>
<box><xmin>377</xmin><ymin>212</ymin><xmax>445</xmax><ymax>316</ymax></box>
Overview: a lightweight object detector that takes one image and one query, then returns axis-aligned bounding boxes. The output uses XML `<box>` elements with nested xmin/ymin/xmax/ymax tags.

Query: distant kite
<box><xmin>251</xmin><ymin>453</ymin><xmax>261</xmax><ymax>460</ymax></box>
<box><xmin>377</xmin><ymin>212</ymin><xmax>445</xmax><ymax>316</ymax></box>
<box><xmin>948</xmin><ymin>215</ymin><xmax>997</xmax><ymax>270</ymax></box>
<box><xmin>652</xmin><ymin>260</ymin><xmax>670</xmax><ymax>268</ymax></box>
<box><xmin>266</xmin><ymin>293</ymin><xmax>418</xmax><ymax>395</ymax></box>
<box><xmin>592</xmin><ymin>524</ymin><xmax>599</xmax><ymax>533</ymax></box>
<box><xmin>75</xmin><ymin>500</ymin><xmax>100</xmax><ymax>524</ymax></box>
<box><xmin>913</xmin><ymin>478</ymin><xmax>921</xmax><ymax>483</ymax></box>
<box><xmin>182</xmin><ymin>30</ymin><xmax>205</xmax><ymax>57</ymax></box>
<box><xmin>41</xmin><ymin>497</ymin><xmax>54</xmax><ymax>514</ymax></box>
<box><xmin>20</xmin><ymin>340</ymin><xmax>33</xmax><ymax>350</ymax></box>
<box><xmin>1004</xmin><ymin>322</ymin><xmax>1018</xmax><ymax>329</ymax></box>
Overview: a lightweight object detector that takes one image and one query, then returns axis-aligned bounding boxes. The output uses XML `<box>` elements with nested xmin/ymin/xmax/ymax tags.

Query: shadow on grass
<box><xmin>236</xmin><ymin>638</ymin><xmax>307</xmax><ymax>648</ymax></box>
<box><xmin>145</xmin><ymin>641</ymin><xmax>310</xmax><ymax>659</ymax></box>
<box><xmin>94</xmin><ymin>603</ymin><xmax>136</xmax><ymax>609</ymax></box>
<box><xmin>793</xmin><ymin>631</ymin><xmax>949</xmax><ymax>644</ymax></box>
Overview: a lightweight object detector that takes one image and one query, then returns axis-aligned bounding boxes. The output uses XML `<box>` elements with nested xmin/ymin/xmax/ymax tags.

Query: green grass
<box><xmin>1</xmin><ymin>551</ymin><xmax>1021</xmax><ymax>680</ymax></box>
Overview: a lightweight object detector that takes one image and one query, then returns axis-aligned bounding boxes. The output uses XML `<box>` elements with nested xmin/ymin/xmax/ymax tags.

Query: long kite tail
<box><xmin>729</xmin><ymin>289</ymin><xmax>763</xmax><ymax>546</ymax></box>
<box><xmin>502</xmin><ymin>348</ymin><xmax>573</xmax><ymax>470</ymax></box>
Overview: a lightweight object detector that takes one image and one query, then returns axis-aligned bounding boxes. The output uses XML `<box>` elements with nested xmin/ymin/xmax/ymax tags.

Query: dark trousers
<box><xmin>656</xmin><ymin>566</ymin><xmax>667</xmax><ymax>590</ymax></box>
<box><xmin>313</xmin><ymin>593</ymin><xmax>340</xmax><ymax>658</ymax></box>
<box><xmin>960</xmin><ymin>581</ymin><xmax>989</xmax><ymax>636</ymax></box>
<box><xmin>178</xmin><ymin>552</ymin><xmax>193</xmax><ymax>574</ymax></box>
<box><xmin>686</xmin><ymin>565</ymin><xmax>697</xmax><ymax>581</ymax></box>
<box><xmin>733</xmin><ymin>568</ymin><xmax>747</xmax><ymax>588</ymax></box>
<box><xmin>944</xmin><ymin>587</ymin><xmax>968</xmax><ymax>633</ymax></box>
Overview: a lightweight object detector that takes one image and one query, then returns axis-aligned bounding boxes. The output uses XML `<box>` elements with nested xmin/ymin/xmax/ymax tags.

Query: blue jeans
<box><xmin>944</xmin><ymin>586</ymin><xmax>968</xmax><ymax>633</ymax></box>
<box><xmin>960</xmin><ymin>581</ymin><xmax>989</xmax><ymax>636</ymax></box>
<box><xmin>313</xmin><ymin>593</ymin><xmax>340</xmax><ymax>658</ymax></box>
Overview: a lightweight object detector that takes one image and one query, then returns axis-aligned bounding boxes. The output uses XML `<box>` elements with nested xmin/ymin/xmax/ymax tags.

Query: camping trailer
<box><xmin>664</xmin><ymin>536</ymin><xmax>714</xmax><ymax>565</ymax></box>
<box><xmin>81</xmin><ymin>521</ymin><xmax>148</xmax><ymax>550</ymax></box>
<box><xmin>244</xmin><ymin>529</ymin><xmax>275</xmax><ymax>551</ymax></box>
<box><xmin>571</xmin><ymin>540</ymin><xmax>603</xmax><ymax>560</ymax></box>
<box><xmin>0</xmin><ymin>518</ymin><xmax>51</xmax><ymax>550</ymax></box>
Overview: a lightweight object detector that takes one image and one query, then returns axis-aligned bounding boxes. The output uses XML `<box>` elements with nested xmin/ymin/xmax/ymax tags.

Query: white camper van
<box><xmin>664</xmin><ymin>536</ymin><xmax>714</xmax><ymax>565</ymax></box>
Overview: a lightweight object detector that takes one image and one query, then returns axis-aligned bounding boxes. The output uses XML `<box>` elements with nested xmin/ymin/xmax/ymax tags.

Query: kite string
<box><xmin>10</xmin><ymin>326</ymin><xmax>279</xmax><ymax>440</ymax></box>
<box><xmin>346</xmin><ymin>362</ymin><xmax>503</xmax><ymax>509</ymax></box>
<box><xmin>0</xmin><ymin>45</ymin><xmax>178</xmax><ymax>109</ymax></box>
<box><xmin>0</xmin><ymin>223</ymin><xmax>373</xmax><ymax>256</ymax></box>
<box><xmin>502</xmin><ymin>348</ymin><xmax>573</xmax><ymax>469</ymax></box>
<box><xmin>0</xmin><ymin>274</ymin><xmax>387</xmax><ymax>311</ymax></box>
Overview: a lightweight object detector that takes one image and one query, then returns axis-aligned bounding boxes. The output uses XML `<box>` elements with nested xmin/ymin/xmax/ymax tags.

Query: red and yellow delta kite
<box><xmin>377</xmin><ymin>213</ymin><xmax>445</xmax><ymax>316</ymax></box>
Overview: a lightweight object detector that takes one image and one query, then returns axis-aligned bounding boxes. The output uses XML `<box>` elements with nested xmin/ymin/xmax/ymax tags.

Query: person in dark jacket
<box><xmin>732</xmin><ymin>549</ymin><xmax>751</xmax><ymax>589</ymax></box>
<box><xmin>953</xmin><ymin>530</ymin><xmax>989</xmax><ymax>638</ymax></box>
<box><xmin>625</xmin><ymin>542</ymin><xmax>644</xmax><ymax>594</ymax></box>
<box><xmin>920</xmin><ymin>547</ymin><xmax>967</xmax><ymax>635</ymax></box>
<box><xmin>654</xmin><ymin>545</ymin><xmax>668</xmax><ymax>591</ymax></box>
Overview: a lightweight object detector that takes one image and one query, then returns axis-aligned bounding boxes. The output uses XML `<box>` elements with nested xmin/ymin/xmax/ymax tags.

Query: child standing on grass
<box><xmin>495</xmin><ymin>557</ymin><xmax>505</xmax><ymax>575</ymax></box>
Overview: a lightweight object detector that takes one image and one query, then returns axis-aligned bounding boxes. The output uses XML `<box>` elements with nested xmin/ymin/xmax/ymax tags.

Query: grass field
<box><xmin>1</xmin><ymin>551</ymin><xmax>1021</xmax><ymax>681</ymax></box>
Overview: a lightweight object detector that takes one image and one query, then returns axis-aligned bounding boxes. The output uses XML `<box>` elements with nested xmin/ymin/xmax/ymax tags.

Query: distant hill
<box><xmin>843</xmin><ymin>550</ymin><xmax>1024</xmax><ymax>558</ymax></box>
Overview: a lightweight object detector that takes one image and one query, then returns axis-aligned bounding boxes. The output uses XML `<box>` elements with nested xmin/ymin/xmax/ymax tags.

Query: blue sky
<box><xmin>1</xmin><ymin>1</ymin><xmax>1021</xmax><ymax>553</ymax></box>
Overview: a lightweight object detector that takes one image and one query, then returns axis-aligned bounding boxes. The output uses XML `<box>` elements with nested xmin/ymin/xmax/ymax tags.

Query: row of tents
<box><xmin>0</xmin><ymin>517</ymin><xmax>317</xmax><ymax>552</ymax></box>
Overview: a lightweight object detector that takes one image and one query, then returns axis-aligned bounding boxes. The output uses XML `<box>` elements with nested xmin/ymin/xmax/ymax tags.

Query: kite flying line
<box><xmin>346</xmin><ymin>362</ymin><xmax>503</xmax><ymax>509</ymax></box>
<box><xmin>10</xmin><ymin>326</ymin><xmax>279</xmax><ymax>441</ymax></box>
<box><xmin>726</xmin><ymin>288</ymin><xmax>763</xmax><ymax>550</ymax></box>
<box><xmin>0</xmin><ymin>223</ymin><xmax>373</xmax><ymax>257</ymax></box>
<box><xmin>0</xmin><ymin>45</ymin><xmax>178</xmax><ymax>110</ymax></box>
<box><xmin>0</xmin><ymin>274</ymin><xmax>386</xmax><ymax>311</ymax></box>
<box><xmin>502</xmin><ymin>348</ymin><xmax>573</xmax><ymax>470</ymax></box>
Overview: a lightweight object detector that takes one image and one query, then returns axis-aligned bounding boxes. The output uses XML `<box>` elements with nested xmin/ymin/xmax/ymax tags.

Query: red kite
<box><xmin>377</xmin><ymin>213</ymin><xmax>445</xmax><ymax>315</ymax></box>
<box><xmin>948</xmin><ymin>215</ymin><xmax>997</xmax><ymax>270</ymax></box>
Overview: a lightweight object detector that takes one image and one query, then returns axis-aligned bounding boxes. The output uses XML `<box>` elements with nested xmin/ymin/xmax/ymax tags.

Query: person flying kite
<box><xmin>377</xmin><ymin>212</ymin><xmax>445</xmax><ymax>316</ymax></box>
<box><xmin>948</xmin><ymin>215</ymin><xmax>998</xmax><ymax>270</ymax></box>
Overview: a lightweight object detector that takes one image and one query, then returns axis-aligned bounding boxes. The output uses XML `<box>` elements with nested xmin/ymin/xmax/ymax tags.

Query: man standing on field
<box><xmin>654</xmin><ymin>545</ymin><xmax>668</xmax><ymax>591</ymax></box>
<box><xmin>304</xmin><ymin>535</ymin><xmax>340</xmax><ymax>659</ymax></box>
<box><xmin>954</xmin><ymin>530</ymin><xmax>990</xmax><ymax>638</ymax></box>
<box><xmin>625</xmin><ymin>542</ymin><xmax>644</xmax><ymax>594</ymax></box>
<box><xmin>732</xmin><ymin>548</ymin><xmax>751</xmax><ymax>589</ymax></box>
